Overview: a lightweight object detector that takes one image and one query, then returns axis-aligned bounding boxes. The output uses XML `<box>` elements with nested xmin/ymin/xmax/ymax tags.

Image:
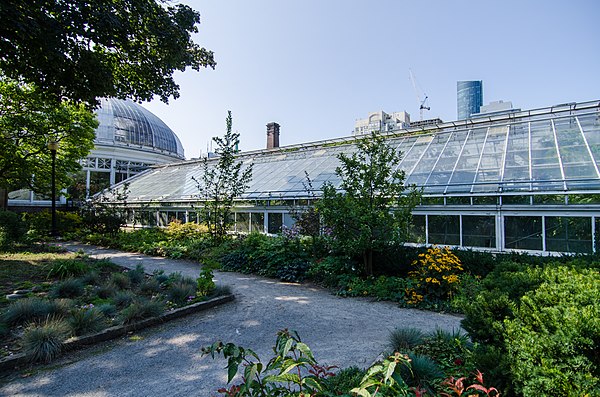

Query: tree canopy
<box><xmin>0</xmin><ymin>79</ymin><xmax>97</xmax><ymax>201</ymax></box>
<box><xmin>0</xmin><ymin>0</ymin><xmax>216</xmax><ymax>105</ymax></box>
<box><xmin>317</xmin><ymin>132</ymin><xmax>421</xmax><ymax>275</ymax></box>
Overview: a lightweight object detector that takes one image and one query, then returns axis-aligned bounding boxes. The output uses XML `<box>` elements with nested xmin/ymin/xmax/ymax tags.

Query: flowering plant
<box><xmin>409</xmin><ymin>246</ymin><xmax>463</xmax><ymax>301</ymax></box>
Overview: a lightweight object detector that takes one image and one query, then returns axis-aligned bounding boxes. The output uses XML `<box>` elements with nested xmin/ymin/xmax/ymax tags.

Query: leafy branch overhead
<box><xmin>0</xmin><ymin>0</ymin><xmax>216</xmax><ymax>105</ymax></box>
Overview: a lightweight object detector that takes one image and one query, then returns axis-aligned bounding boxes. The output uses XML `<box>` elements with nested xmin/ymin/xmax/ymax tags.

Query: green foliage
<box><xmin>68</xmin><ymin>307</ymin><xmax>106</xmax><ymax>336</ymax></box>
<box><xmin>461</xmin><ymin>291</ymin><xmax>514</xmax><ymax>346</ymax></box>
<box><xmin>504</xmin><ymin>266</ymin><xmax>600</xmax><ymax>396</ymax></box>
<box><xmin>49</xmin><ymin>278</ymin><xmax>85</xmax><ymax>299</ymax></box>
<box><xmin>307</xmin><ymin>256</ymin><xmax>358</xmax><ymax>289</ymax></box>
<box><xmin>167</xmin><ymin>281</ymin><xmax>197</xmax><ymax>305</ymax></box>
<box><xmin>0</xmin><ymin>79</ymin><xmax>97</xmax><ymax>201</ymax></box>
<box><xmin>0</xmin><ymin>210</ymin><xmax>26</xmax><ymax>249</ymax></box>
<box><xmin>414</xmin><ymin>329</ymin><xmax>473</xmax><ymax>377</ymax></box>
<box><xmin>96</xmin><ymin>303</ymin><xmax>117</xmax><ymax>318</ymax></box>
<box><xmin>400</xmin><ymin>353</ymin><xmax>443</xmax><ymax>391</ymax></box>
<box><xmin>196</xmin><ymin>268</ymin><xmax>216</xmax><ymax>297</ymax></box>
<box><xmin>2</xmin><ymin>298</ymin><xmax>66</xmax><ymax>326</ymax></box>
<box><xmin>79</xmin><ymin>270</ymin><xmax>100</xmax><ymax>285</ymax></box>
<box><xmin>320</xmin><ymin>367</ymin><xmax>366</xmax><ymax>396</ymax></box>
<box><xmin>194</xmin><ymin>111</ymin><xmax>253</xmax><ymax>243</ymax></box>
<box><xmin>110</xmin><ymin>272</ymin><xmax>131</xmax><ymax>290</ymax></box>
<box><xmin>201</xmin><ymin>329</ymin><xmax>339</xmax><ymax>396</ymax></box>
<box><xmin>317</xmin><ymin>132</ymin><xmax>421</xmax><ymax>275</ymax></box>
<box><xmin>0</xmin><ymin>0</ymin><xmax>216</xmax><ymax>104</ymax></box>
<box><xmin>22</xmin><ymin>210</ymin><xmax>83</xmax><ymax>238</ymax></box>
<box><xmin>22</xmin><ymin>318</ymin><xmax>70</xmax><ymax>363</ymax></box>
<box><xmin>113</xmin><ymin>291</ymin><xmax>136</xmax><ymax>309</ymax></box>
<box><xmin>139</xmin><ymin>278</ymin><xmax>161</xmax><ymax>295</ymax></box>
<box><xmin>46</xmin><ymin>259</ymin><xmax>90</xmax><ymax>279</ymax></box>
<box><xmin>94</xmin><ymin>283</ymin><xmax>117</xmax><ymax>300</ymax></box>
<box><xmin>219</xmin><ymin>233</ymin><xmax>311</xmax><ymax>283</ymax></box>
<box><xmin>388</xmin><ymin>328</ymin><xmax>426</xmax><ymax>352</ymax></box>
<box><xmin>165</xmin><ymin>220</ymin><xmax>208</xmax><ymax>241</ymax></box>
<box><xmin>127</xmin><ymin>264</ymin><xmax>146</xmax><ymax>285</ymax></box>
<box><xmin>119</xmin><ymin>299</ymin><xmax>164</xmax><ymax>324</ymax></box>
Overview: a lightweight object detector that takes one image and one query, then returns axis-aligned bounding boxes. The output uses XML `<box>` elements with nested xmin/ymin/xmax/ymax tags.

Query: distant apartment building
<box><xmin>457</xmin><ymin>80</ymin><xmax>483</xmax><ymax>119</ymax></box>
<box><xmin>354</xmin><ymin>111</ymin><xmax>411</xmax><ymax>135</ymax></box>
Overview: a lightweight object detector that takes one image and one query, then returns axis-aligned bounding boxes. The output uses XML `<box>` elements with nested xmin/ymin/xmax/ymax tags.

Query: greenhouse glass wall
<box><xmin>106</xmin><ymin>101</ymin><xmax>600</xmax><ymax>255</ymax></box>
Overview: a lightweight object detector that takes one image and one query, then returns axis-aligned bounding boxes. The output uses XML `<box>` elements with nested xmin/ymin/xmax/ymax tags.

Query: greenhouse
<box><xmin>107</xmin><ymin>100</ymin><xmax>600</xmax><ymax>255</ymax></box>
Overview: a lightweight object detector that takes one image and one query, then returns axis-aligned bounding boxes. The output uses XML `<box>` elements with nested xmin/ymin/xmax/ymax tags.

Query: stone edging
<box><xmin>0</xmin><ymin>294</ymin><xmax>235</xmax><ymax>373</ymax></box>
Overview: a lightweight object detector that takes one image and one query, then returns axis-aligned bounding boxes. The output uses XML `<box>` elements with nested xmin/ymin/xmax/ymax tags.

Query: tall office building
<box><xmin>457</xmin><ymin>80</ymin><xmax>483</xmax><ymax>120</ymax></box>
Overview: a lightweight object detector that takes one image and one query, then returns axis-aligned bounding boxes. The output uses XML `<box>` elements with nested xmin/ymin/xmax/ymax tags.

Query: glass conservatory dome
<box><xmin>94</xmin><ymin>98</ymin><xmax>185</xmax><ymax>159</ymax></box>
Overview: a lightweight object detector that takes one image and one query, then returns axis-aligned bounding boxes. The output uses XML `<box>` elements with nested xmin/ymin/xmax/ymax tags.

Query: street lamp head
<box><xmin>48</xmin><ymin>140</ymin><xmax>59</xmax><ymax>151</ymax></box>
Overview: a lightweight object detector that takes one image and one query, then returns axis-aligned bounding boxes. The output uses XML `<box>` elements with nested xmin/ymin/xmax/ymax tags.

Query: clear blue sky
<box><xmin>145</xmin><ymin>0</ymin><xmax>600</xmax><ymax>158</ymax></box>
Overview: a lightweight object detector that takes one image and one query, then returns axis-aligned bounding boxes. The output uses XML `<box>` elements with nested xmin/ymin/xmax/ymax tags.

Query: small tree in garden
<box><xmin>317</xmin><ymin>132</ymin><xmax>420</xmax><ymax>276</ymax></box>
<box><xmin>194</xmin><ymin>111</ymin><xmax>253</xmax><ymax>243</ymax></box>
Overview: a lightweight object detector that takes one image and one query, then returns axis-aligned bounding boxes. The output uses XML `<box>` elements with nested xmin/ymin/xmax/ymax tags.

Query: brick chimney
<box><xmin>266</xmin><ymin>122</ymin><xmax>280</xmax><ymax>149</ymax></box>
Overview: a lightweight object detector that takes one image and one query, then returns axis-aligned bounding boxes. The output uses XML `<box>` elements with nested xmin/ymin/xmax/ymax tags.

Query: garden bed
<box><xmin>0</xmin><ymin>250</ymin><xmax>231</xmax><ymax>367</ymax></box>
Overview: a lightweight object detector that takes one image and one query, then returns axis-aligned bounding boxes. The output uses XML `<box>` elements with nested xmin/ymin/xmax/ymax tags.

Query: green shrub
<box><xmin>275</xmin><ymin>258</ymin><xmax>310</xmax><ymax>282</ymax></box>
<box><xmin>196</xmin><ymin>268</ymin><xmax>215</xmax><ymax>296</ymax></box>
<box><xmin>81</xmin><ymin>212</ymin><xmax>123</xmax><ymax>234</ymax></box>
<box><xmin>415</xmin><ymin>328</ymin><xmax>473</xmax><ymax>376</ymax></box>
<box><xmin>119</xmin><ymin>299</ymin><xmax>164</xmax><ymax>324</ymax></box>
<box><xmin>164</xmin><ymin>219</ymin><xmax>208</xmax><ymax>240</ymax></box>
<box><xmin>49</xmin><ymin>278</ymin><xmax>85</xmax><ymax>298</ymax></box>
<box><xmin>307</xmin><ymin>255</ymin><xmax>358</xmax><ymax>288</ymax></box>
<box><xmin>22</xmin><ymin>210</ymin><xmax>83</xmax><ymax>237</ymax></box>
<box><xmin>68</xmin><ymin>307</ymin><xmax>105</xmax><ymax>336</ymax></box>
<box><xmin>461</xmin><ymin>291</ymin><xmax>514</xmax><ymax>346</ymax></box>
<box><xmin>504</xmin><ymin>266</ymin><xmax>600</xmax><ymax>396</ymax></box>
<box><xmin>0</xmin><ymin>210</ymin><xmax>26</xmax><ymax>249</ymax></box>
<box><xmin>46</xmin><ymin>259</ymin><xmax>90</xmax><ymax>279</ymax></box>
<box><xmin>22</xmin><ymin>318</ymin><xmax>70</xmax><ymax>363</ymax></box>
<box><xmin>2</xmin><ymin>298</ymin><xmax>65</xmax><ymax>326</ymax></box>
<box><xmin>110</xmin><ymin>272</ymin><xmax>131</xmax><ymax>290</ymax></box>
<box><xmin>321</xmin><ymin>366</ymin><xmax>366</xmax><ymax>395</ymax></box>
<box><xmin>388</xmin><ymin>327</ymin><xmax>426</xmax><ymax>352</ymax></box>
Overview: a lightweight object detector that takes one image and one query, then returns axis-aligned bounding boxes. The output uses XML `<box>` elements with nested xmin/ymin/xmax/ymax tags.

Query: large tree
<box><xmin>0</xmin><ymin>79</ymin><xmax>97</xmax><ymax>207</ymax></box>
<box><xmin>0</xmin><ymin>0</ymin><xmax>216</xmax><ymax>105</ymax></box>
<box><xmin>317</xmin><ymin>132</ymin><xmax>421</xmax><ymax>276</ymax></box>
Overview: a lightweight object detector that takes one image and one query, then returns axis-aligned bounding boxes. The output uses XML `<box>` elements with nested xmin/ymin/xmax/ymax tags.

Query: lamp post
<box><xmin>48</xmin><ymin>139</ymin><xmax>59</xmax><ymax>237</ymax></box>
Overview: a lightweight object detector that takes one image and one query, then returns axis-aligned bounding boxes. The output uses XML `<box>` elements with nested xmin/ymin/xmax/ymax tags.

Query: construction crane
<box><xmin>409</xmin><ymin>69</ymin><xmax>430</xmax><ymax>121</ymax></box>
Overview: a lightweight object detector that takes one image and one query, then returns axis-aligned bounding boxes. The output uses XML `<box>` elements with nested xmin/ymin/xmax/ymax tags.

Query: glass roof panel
<box><xmin>445</xmin><ymin>127</ymin><xmax>488</xmax><ymax>193</ymax></box>
<box><xmin>472</xmin><ymin>126</ymin><xmax>508</xmax><ymax>192</ymax></box>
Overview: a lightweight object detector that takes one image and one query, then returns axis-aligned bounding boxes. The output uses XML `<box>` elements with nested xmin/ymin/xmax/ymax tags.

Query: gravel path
<box><xmin>0</xmin><ymin>242</ymin><xmax>463</xmax><ymax>397</ymax></box>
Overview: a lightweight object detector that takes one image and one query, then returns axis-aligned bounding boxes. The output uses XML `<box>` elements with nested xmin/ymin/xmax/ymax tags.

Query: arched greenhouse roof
<box><xmin>112</xmin><ymin>100</ymin><xmax>600</xmax><ymax>203</ymax></box>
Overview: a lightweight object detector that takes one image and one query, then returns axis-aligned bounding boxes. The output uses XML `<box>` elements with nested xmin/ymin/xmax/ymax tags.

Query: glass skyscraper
<box><xmin>457</xmin><ymin>80</ymin><xmax>483</xmax><ymax>119</ymax></box>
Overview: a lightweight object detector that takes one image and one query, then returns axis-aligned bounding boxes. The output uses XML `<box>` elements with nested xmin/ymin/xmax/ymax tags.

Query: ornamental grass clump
<box><xmin>22</xmin><ymin>318</ymin><xmax>70</xmax><ymax>363</ymax></box>
<box><xmin>119</xmin><ymin>299</ymin><xmax>164</xmax><ymax>324</ymax></box>
<box><xmin>388</xmin><ymin>327</ymin><xmax>426</xmax><ymax>352</ymax></box>
<box><xmin>409</xmin><ymin>246</ymin><xmax>464</xmax><ymax>301</ymax></box>
<box><xmin>49</xmin><ymin>278</ymin><xmax>85</xmax><ymax>299</ymax></box>
<box><xmin>2</xmin><ymin>298</ymin><xmax>64</xmax><ymax>326</ymax></box>
<box><xmin>68</xmin><ymin>306</ymin><xmax>106</xmax><ymax>336</ymax></box>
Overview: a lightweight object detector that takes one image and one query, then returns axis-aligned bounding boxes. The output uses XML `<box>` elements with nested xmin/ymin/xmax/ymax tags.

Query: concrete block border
<box><xmin>0</xmin><ymin>294</ymin><xmax>235</xmax><ymax>373</ymax></box>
